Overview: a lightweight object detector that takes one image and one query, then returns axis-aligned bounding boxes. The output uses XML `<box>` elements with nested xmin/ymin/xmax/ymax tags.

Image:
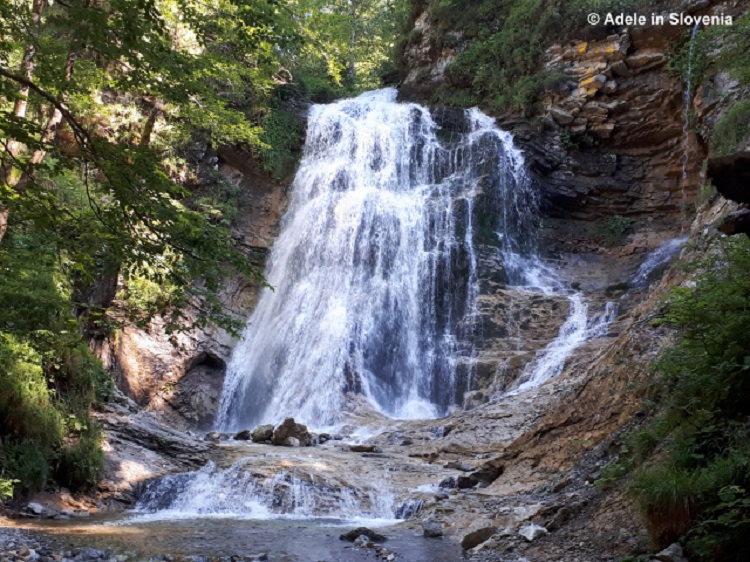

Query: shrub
<box><xmin>428</xmin><ymin>0</ymin><xmax>647</xmax><ymax>113</ymax></box>
<box><xmin>593</xmin><ymin>215</ymin><xmax>635</xmax><ymax>247</ymax></box>
<box><xmin>616</xmin><ymin>237</ymin><xmax>750</xmax><ymax>558</ymax></box>
<box><xmin>711</xmin><ymin>101</ymin><xmax>750</xmax><ymax>157</ymax></box>
<box><xmin>0</xmin><ymin>234</ymin><xmax>107</xmax><ymax>498</ymax></box>
<box><xmin>55</xmin><ymin>427</ymin><xmax>105</xmax><ymax>492</ymax></box>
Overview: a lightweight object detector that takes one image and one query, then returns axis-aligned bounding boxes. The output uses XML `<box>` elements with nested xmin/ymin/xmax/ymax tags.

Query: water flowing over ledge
<box><xmin>216</xmin><ymin>89</ymin><xmax>535</xmax><ymax>430</ymax></box>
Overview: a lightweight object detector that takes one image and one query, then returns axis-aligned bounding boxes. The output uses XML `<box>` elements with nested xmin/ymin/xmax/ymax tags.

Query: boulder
<box><xmin>339</xmin><ymin>527</ymin><xmax>387</xmax><ymax>542</ymax></box>
<box><xmin>422</xmin><ymin>518</ymin><xmax>444</xmax><ymax>537</ymax></box>
<box><xmin>271</xmin><ymin>418</ymin><xmax>312</xmax><ymax>446</ymax></box>
<box><xmin>718</xmin><ymin>210</ymin><xmax>750</xmax><ymax>238</ymax></box>
<box><xmin>350</xmin><ymin>444</ymin><xmax>379</xmax><ymax>453</ymax></box>
<box><xmin>251</xmin><ymin>424</ymin><xmax>274</xmax><ymax>442</ymax></box>
<box><xmin>234</xmin><ymin>429</ymin><xmax>252</xmax><ymax>440</ymax></box>
<box><xmin>456</xmin><ymin>476</ymin><xmax>476</xmax><ymax>489</ymax></box>
<box><xmin>460</xmin><ymin>526</ymin><xmax>496</xmax><ymax>549</ymax></box>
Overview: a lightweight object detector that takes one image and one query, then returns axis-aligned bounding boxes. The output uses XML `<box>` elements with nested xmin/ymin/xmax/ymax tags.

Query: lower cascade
<box><xmin>134</xmin><ymin>460</ymin><xmax>397</xmax><ymax>522</ymax></box>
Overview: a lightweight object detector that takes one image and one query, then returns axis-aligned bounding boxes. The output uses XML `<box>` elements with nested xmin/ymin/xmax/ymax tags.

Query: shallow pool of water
<box><xmin>15</xmin><ymin>514</ymin><xmax>464</xmax><ymax>562</ymax></box>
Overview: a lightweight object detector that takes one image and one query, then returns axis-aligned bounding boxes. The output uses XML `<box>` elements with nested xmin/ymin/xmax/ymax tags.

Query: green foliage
<box><xmin>711</xmin><ymin>101</ymin><xmax>750</xmax><ymax>157</ymax></box>
<box><xmin>0</xmin><ymin>236</ymin><xmax>108</xmax><ymax>497</ymax></box>
<box><xmin>560</xmin><ymin>132</ymin><xmax>580</xmax><ymax>152</ymax></box>
<box><xmin>55</xmin><ymin>427</ymin><xmax>105</xmax><ymax>492</ymax></box>
<box><xmin>606</xmin><ymin>237</ymin><xmax>750</xmax><ymax>557</ymax></box>
<box><xmin>259</xmin><ymin>106</ymin><xmax>305</xmax><ymax>180</ymax></box>
<box><xmin>0</xmin><ymin>477</ymin><xmax>18</xmax><ymax>501</ymax></box>
<box><xmin>0</xmin><ymin>442</ymin><xmax>50</xmax><ymax>494</ymax></box>
<box><xmin>427</xmin><ymin>0</ymin><xmax>646</xmax><ymax>113</ymax></box>
<box><xmin>699</xmin><ymin>184</ymin><xmax>717</xmax><ymax>205</ymax></box>
<box><xmin>285</xmin><ymin>0</ymin><xmax>410</xmax><ymax>93</ymax></box>
<box><xmin>593</xmin><ymin>215</ymin><xmax>635</xmax><ymax>247</ymax></box>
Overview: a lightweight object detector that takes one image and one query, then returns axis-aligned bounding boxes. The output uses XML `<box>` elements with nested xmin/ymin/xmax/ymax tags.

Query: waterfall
<box><xmin>631</xmin><ymin>236</ymin><xmax>689</xmax><ymax>289</ymax></box>
<box><xmin>680</xmin><ymin>22</ymin><xmax>701</xmax><ymax>217</ymax></box>
<box><xmin>217</xmin><ymin>89</ymin><xmax>534</xmax><ymax>430</ymax></box>
<box><xmin>133</xmin><ymin>460</ymin><xmax>396</xmax><ymax>522</ymax></box>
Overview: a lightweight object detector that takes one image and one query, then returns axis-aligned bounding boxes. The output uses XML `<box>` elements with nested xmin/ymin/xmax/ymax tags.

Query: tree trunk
<box><xmin>348</xmin><ymin>1</ymin><xmax>356</xmax><ymax>85</ymax></box>
<box><xmin>29</xmin><ymin>51</ymin><xmax>76</xmax><ymax>166</ymax></box>
<box><xmin>0</xmin><ymin>0</ymin><xmax>45</xmax><ymax>244</ymax></box>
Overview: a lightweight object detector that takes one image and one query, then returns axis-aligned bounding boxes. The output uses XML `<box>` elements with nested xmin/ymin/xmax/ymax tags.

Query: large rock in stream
<box><xmin>272</xmin><ymin>418</ymin><xmax>312</xmax><ymax>446</ymax></box>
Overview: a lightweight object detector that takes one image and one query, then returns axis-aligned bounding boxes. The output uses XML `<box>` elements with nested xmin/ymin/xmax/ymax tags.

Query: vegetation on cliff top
<box><xmin>421</xmin><ymin>0</ymin><xmax>647</xmax><ymax>113</ymax></box>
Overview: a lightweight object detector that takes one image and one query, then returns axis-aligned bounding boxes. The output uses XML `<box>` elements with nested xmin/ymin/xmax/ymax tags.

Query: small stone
<box><xmin>234</xmin><ymin>430</ymin><xmax>252</xmax><ymax>441</ymax></box>
<box><xmin>27</xmin><ymin>503</ymin><xmax>47</xmax><ymax>516</ymax></box>
<box><xmin>282</xmin><ymin>436</ymin><xmax>300</xmax><ymax>447</ymax></box>
<box><xmin>518</xmin><ymin>524</ymin><xmax>548</xmax><ymax>542</ymax></box>
<box><xmin>444</xmin><ymin>461</ymin><xmax>475</xmax><ymax>472</ymax></box>
<box><xmin>349</xmin><ymin>444</ymin><xmax>376</xmax><ymax>453</ymax></box>
<box><xmin>655</xmin><ymin>543</ymin><xmax>687</xmax><ymax>562</ymax></box>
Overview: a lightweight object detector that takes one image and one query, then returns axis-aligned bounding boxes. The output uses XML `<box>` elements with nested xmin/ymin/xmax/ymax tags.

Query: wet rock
<box><xmin>72</xmin><ymin>547</ymin><xmax>106</xmax><ymax>560</ymax></box>
<box><xmin>282</xmin><ymin>437</ymin><xmax>300</xmax><ymax>447</ymax></box>
<box><xmin>460</xmin><ymin>526</ymin><xmax>496</xmax><ymax>549</ymax></box>
<box><xmin>271</xmin><ymin>418</ymin><xmax>312</xmax><ymax>447</ymax></box>
<box><xmin>26</xmin><ymin>502</ymin><xmax>50</xmax><ymax>517</ymax></box>
<box><xmin>394</xmin><ymin>498</ymin><xmax>424</xmax><ymax>519</ymax></box>
<box><xmin>438</xmin><ymin>476</ymin><xmax>457</xmax><ymax>489</ymax></box>
<box><xmin>456</xmin><ymin>476</ymin><xmax>476</xmax><ymax>489</ymax></box>
<box><xmin>339</xmin><ymin>527</ymin><xmax>387</xmax><ymax>542</ymax></box>
<box><xmin>444</xmin><ymin>461</ymin><xmax>475</xmax><ymax>472</ymax></box>
<box><xmin>718</xmin><ymin>210</ymin><xmax>750</xmax><ymax>238</ymax></box>
<box><xmin>349</xmin><ymin>444</ymin><xmax>378</xmax><ymax>453</ymax></box>
<box><xmin>518</xmin><ymin>524</ymin><xmax>548</xmax><ymax>542</ymax></box>
<box><xmin>233</xmin><ymin>430</ymin><xmax>252</xmax><ymax>441</ymax></box>
<box><xmin>354</xmin><ymin>535</ymin><xmax>371</xmax><ymax>547</ymax></box>
<box><xmin>654</xmin><ymin>543</ymin><xmax>687</xmax><ymax>562</ymax></box>
<box><xmin>250</xmin><ymin>424</ymin><xmax>274</xmax><ymax>443</ymax></box>
<box><xmin>422</xmin><ymin>518</ymin><xmax>444</xmax><ymax>537</ymax></box>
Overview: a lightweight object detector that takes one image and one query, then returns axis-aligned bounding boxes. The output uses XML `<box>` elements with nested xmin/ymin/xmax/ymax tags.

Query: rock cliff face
<box><xmin>400</xmin><ymin>1</ymin><xmax>743</xmax><ymax>230</ymax></box>
<box><xmin>387</xmin><ymin>1</ymin><xmax>750</xmax><ymax>559</ymax></box>
<box><xmin>102</xmin><ymin>149</ymin><xmax>293</xmax><ymax>431</ymax></box>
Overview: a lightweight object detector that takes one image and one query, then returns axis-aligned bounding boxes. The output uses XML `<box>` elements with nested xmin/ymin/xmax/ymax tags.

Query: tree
<box><xmin>1</xmin><ymin>0</ymin><xmax>300</xmax><ymax>332</ymax></box>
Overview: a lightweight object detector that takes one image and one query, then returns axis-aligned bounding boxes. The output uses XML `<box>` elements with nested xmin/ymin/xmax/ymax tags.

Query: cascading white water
<box><xmin>631</xmin><ymin>236</ymin><xmax>689</xmax><ymax>289</ymax></box>
<box><xmin>133</xmin><ymin>460</ymin><xmax>395</xmax><ymax>522</ymax></box>
<box><xmin>217</xmin><ymin>89</ymin><xmax>533</xmax><ymax>430</ymax></box>
<box><xmin>680</xmin><ymin>22</ymin><xmax>701</xmax><ymax>217</ymax></box>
